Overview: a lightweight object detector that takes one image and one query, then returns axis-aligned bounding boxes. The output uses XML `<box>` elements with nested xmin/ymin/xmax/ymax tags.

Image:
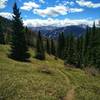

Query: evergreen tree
<box><xmin>90</xmin><ymin>22</ymin><xmax>100</xmax><ymax>68</ymax></box>
<box><xmin>57</xmin><ymin>32</ymin><xmax>65</xmax><ymax>59</ymax></box>
<box><xmin>64</xmin><ymin>35</ymin><xmax>70</xmax><ymax>64</ymax></box>
<box><xmin>25</xmin><ymin>28</ymin><xmax>35</xmax><ymax>47</ymax></box>
<box><xmin>24</xmin><ymin>26</ymin><xmax>29</xmax><ymax>45</ymax></box>
<box><xmin>35</xmin><ymin>31</ymin><xmax>45</xmax><ymax>60</ymax></box>
<box><xmin>51</xmin><ymin>39</ymin><xmax>56</xmax><ymax>55</ymax></box>
<box><xmin>10</xmin><ymin>2</ymin><xmax>30</xmax><ymax>61</ymax></box>
<box><xmin>0</xmin><ymin>22</ymin><xmax>5</xmax><ymax>44</ymax></box>
<box><xmin>64</xmin><ymin>23</ymin><xmax>100</xmax><ymax>69</ymax></box>
<box><xmin>75</xmin><ymin>37</ymin><xmax>80</xmax><ymax>67</ymax></box>
<box><xmin>83</xmin><ymin>26</ymin><xmax>91</xmax><ymax>67</ymax></box>
<box><xmin>89</xmin><ymin>22</ymin><xmax>97</xmax><ymax>66</ymax></box>
<box><xmin>64</xmin><ymin>33</ymin><xmax>76</xmax><ymax>65</ymax></box>
<box><xmin>46</xmin><ymin>38</ymin><xmax>51</xmax><ymax>55</ymax></box>
<box><xmin>76</xmin><ymin>36</ymin><xmax>84</xmax><ymax>68</ymax></box>
<box><xmin>83</xmin><ymin>22</ymin><xmax>100</xmax><ymax>68</ymax></box>
<box><xmin>96</xmin><ymin>24</ymin><xmax>100</xmax><ymax>68</ymax></box>
<box><xmin>68</xmin><ymin>33</ymin><xmax>76</xmax><ymax>65</ymax></box>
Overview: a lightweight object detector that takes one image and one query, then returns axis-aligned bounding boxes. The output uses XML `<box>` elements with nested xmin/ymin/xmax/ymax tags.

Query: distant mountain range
<box><xmin>30</xmin><ymin>24</ymin><xmax>87</xmax><ymax>38</ymax></box>
<box><xmin>0</xmin><ymin>16</ymin><xmax>87</xmax><ymax>39</ymax></box>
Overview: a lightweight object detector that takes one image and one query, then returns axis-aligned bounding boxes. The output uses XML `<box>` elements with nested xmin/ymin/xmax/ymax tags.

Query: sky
<box><xmin>0</xmin><ymin>0</ymin><xmax>100</xmax><ymax>27</ymax></box>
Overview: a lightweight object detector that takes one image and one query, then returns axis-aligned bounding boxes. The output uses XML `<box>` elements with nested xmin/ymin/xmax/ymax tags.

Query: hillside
<box><xmin>0</xmin><ymin>16</ymin><xmax>12</xmax><ymax>33</ymax></box>
<box><xmin>0</xmin><ymin>45</ymin><xmax>100</xmax><ymax>100</ymax></box>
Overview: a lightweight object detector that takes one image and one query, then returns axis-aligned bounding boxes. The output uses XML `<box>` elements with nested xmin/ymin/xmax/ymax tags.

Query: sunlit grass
<box><xmin>0</xmin><ymin>45</ymin><xmax>100</xmax><ymax>100</ymax></box>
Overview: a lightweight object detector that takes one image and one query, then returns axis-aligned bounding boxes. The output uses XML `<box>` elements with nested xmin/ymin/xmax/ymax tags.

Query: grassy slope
<box><xmin>0</xmin><ymin>45</ymin><xmax>100</xmax><ymax>100</ymax></box>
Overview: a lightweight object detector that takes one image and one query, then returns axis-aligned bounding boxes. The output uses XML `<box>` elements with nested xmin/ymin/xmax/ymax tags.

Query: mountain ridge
<box><xmin>30</xmin><ymin>24</ymin><xmax>87</xmax><ymax>38</ymax></box>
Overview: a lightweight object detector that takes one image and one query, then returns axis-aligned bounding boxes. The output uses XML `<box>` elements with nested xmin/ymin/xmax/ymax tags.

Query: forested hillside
<box><xmin>0</xmin><ymin>1</ymin><xmax>100</xmax><ymax>100</ymax></box>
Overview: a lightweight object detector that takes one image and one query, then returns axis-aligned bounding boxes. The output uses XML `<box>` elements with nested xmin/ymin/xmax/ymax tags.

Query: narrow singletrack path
<box><xmin>63</xmin><ymin>87</ymin><xmax>75</xmax><ymax>100</ymax></box>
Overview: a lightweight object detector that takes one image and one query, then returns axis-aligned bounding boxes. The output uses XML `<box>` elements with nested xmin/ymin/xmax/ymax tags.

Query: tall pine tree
<box><xmin>0</xmin><ymin>21</ymin><xmax>5</xmax><ymax>44</ymax></box>
<box><xmin>64</xmin><ymin>35</ymin><xmax>70</xmax><ymax>64</ymax></box>
<box><xmin>83</xmin><ymin>22</ymin><xmax>100</xmax><ymax>68</ymax></box>
<box><xmin>67</xmin><ymin>33</ymin><xmax>76</xmax><ymax>65</ymax></box>
<box><xmin>83</xmin><ymin>26</ymin><xmax>91</xmax><ymax>67</ymax></box>
<box><xmin>35</xmin><ymin>31</ymin><xmax>45</xmax><ymax>60</ymax></box>
<box><xmin>46</xmin><ymin>38</ymin><xmax>51</xmax><ymax>55</ymax></box>
<box><xmin>57</xmin><ymin>32</ymin><xmax>65</xmax><ymax>59</ymax></box>
<box><xmin>89</xmin><ymin>22</ymin><xmax>97</xmax><ymax>66</ymax></box>
<box><xmin>76</xmin><ymin>36</ymin><xmax>84</xmax><ymax>68</ymax></box>
<box><xmin>64</xmin><ymin>33</ymin><xmax>76</xmax><ymax>65</ymax></box>
<box><xmin>90</xmin><ymin>22</ymin><xmax>100</xmax><ymax>68</ymax></box>
<box><xmin>10</xmin><ymin>2</ymin><xmax>30</xmax><ymax>61</ymax></box>
<box><xmin>96</xmin><ymin>23</ymin><xmax>100</xmax><ymax>68</ymax></box>
<box><xmin>51</xmin><ymin>39</ymin><xmax>56</xmax><ymax>56</ymax></box>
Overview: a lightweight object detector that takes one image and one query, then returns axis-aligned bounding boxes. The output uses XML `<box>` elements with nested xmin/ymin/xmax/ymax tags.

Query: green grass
<box><xmin>0</xmin><ymin>45</ymin><xmax>100</xmax><ymax>100</ymax></box>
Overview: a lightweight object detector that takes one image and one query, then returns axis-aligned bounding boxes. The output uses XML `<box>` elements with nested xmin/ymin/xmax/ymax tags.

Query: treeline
<box><xmin>0</xmin><ymin>16</ymin><xmax>13</xmax><ymax>44</ymax></box>
<box><xmin>0</xmin><ymin>2</ymin><xmax>100</xmax><ymax>69</ymax></box>
<box><xmin>63</xmin><ymin>24</ymin><xmax>100</xmax><ymax>69</ymax></box>
<box><xmin>44</xmin><ymin>23</ymin><xmax>100</xmax><ymax>69</ymax></box>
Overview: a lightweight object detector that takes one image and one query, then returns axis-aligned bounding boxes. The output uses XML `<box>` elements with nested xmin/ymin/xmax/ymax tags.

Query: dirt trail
<box><xmin>63</xmin><ymin>87</ymin><xmax>75</xmax><ymax>100</ymax></box>
<box><xmin>57</xmin><ymin>69</ymin><xmax>75</xmax><ymax>100</ymax></box>
<box><xmin>57</xmin><ymin>69</ymin><xmax>70</xmax><ymax>84</ymax></box>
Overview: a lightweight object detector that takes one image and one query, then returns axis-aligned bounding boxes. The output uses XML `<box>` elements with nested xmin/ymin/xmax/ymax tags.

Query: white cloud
<box><xmin>0</xmin><ymin>0</ymin><xmax>7</xmax><ymax>9</ymax></box>
<box><xmin>21</xmin><ymin>1</ymin><xmax>40</xmax><ymax>11</ymax></box>
<box><xmin>56</xmin><ymin>0</ymin><xmax>74</xmax><ymax>6</ymax></box>
<box><xmin>39</xmin><ymin>0</ymin><xmax>45</xmax><ymax>4</ymax></box>
<box><xmin>23</xmin><ymin>18</ymin><xmax>98</xmax><ymax>27</ymax></box>
<box><xmin>76</xmin><ymin>0</ymin><xmax>100</xmax><ymax>8</ymax></box>
<box><xmin>0</xmin><ymin>12</ymin><xmax>13</xmax><ymax>19</ymax></box>
<box><xmin>0</xmin><ymin>12</ymin><xmax>98</xmax><ymax>27</ymax></box>
<box><xmin>63</xmin><ymin>1</ymin><xmax>75</xmax><ymax>6</ymax></box>
<box><xmin>34</xmin><ymin>5</ymin><xmax>67</xmax><ymax>17</ymax></box>
<box><xmin>70</xmin><ymin>8</ymin><xmax>84</xmax><ymax>13</ymax></box>
<box><xmin>33</xmin><ymin>5</ymin><xmax>83</xmax><ymax>17</ymax></box>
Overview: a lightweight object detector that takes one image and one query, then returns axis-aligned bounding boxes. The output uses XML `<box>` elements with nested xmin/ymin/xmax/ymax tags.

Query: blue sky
<box><xmin>0</xmin><ymin>0</ymin><xmax>100</xmax><ymax>27</ymax></box>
